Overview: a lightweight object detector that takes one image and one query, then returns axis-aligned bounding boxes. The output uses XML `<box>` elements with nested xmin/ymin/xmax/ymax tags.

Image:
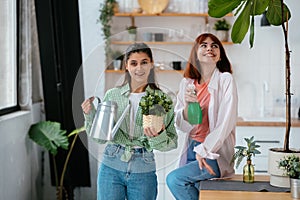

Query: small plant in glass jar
<box><xmin>231</xmin><ymin>136</ymin><xmax>261</xmax><ymax>183</ymax></box>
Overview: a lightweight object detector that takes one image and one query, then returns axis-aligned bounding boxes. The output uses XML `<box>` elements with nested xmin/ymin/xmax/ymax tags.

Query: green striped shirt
<box><xmin>84</xmin><ymin>84</ymin><xmax>178</xmax><ymax>161</ymax></box>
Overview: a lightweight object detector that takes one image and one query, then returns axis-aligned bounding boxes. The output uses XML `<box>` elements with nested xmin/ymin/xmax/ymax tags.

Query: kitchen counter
<box><xmin>237</xmin><ymin>117</ymin><xmax>300</xmax><ymax>127</ymax></box>
<box><xmin>199</xmin><ymin>175</ymin><xmax>292</xmax><ymax>200</ymax></box>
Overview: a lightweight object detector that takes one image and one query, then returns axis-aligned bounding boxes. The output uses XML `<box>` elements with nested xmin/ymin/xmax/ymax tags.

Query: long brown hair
<box><xmin>120</xmin><ymin>43</ymin><xmax>160</xmax><ymax>91</ymax></box>
<box><xmin>184</xmin><ymin>33</ymin><xmax>232</xmax><ymax>81</ymax></box>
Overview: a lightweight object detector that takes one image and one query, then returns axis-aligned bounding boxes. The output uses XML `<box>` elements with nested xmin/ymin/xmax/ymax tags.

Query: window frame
<box><xmin>0</xmin><ymin>0</ymin><xmax>20</xmax><ymax>116</ymax></box>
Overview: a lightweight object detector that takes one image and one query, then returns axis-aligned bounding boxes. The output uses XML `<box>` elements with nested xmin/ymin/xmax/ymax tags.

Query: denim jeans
<box><xmin>97</xmin><ymin>144</ymin><xmax>158</xmax><ymax>200</ymax></box>
<box><xmin>166</xmin><ymin>139</ymin><xmax>220</xmax><ymax>200</ymax></box>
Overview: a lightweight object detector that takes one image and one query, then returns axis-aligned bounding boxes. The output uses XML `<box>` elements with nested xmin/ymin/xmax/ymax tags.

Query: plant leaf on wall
<box><xmin>28</xmin><ymin>121</ymin><xmax>69</xmax><ymax>155</ymax></box>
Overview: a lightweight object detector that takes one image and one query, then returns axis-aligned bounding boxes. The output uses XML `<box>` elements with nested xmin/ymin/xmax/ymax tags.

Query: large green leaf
<box><xmin>252</xmin><ymin>0</ymin><xmax>269</xmax><ymax>15</ymax></box>
<box><xmin>28</xmin><ymin>121</ymin><xmax>69</xmax><ymax>155</ymax></box>
<box><xmin>208</xmin><ymin>0</ymin><xmax>242</xmax><ymax>18</ymax></box>
<box><xmin>231</xmin><ymin>1</ymin><xmax>252</xmax><ymax>44</ymax></box>
<box><xmin>267</xmin><ymin>1</ymin><xmax>291</xmax><ymax>26</ymax></box>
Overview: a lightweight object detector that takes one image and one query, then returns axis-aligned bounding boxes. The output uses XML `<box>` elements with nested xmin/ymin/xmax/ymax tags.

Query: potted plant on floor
<box><xmin>28</xmin><ymin>121</ymin><xmax>85</xmax><ymax>200</ymax></box>
<box><xmin>208</xmin><ymin>0</ymin><xmax>300</xmax><ymax>187</ymax></box>
<box><xmin>213</xmin><ymin>18</ymin><xmax>231</xmax><ymax>42</ymax></box>
<box><xmin>278</xmin><ymin>154</ymin><xmax>300</xmax><ymax>198</ymax></box>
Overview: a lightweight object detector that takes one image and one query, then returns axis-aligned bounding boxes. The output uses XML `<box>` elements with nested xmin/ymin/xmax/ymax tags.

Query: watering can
<box><xmin>90</xmin><ymin>97</ymin><xmax>130</xmax><ymax>141</ymax></box>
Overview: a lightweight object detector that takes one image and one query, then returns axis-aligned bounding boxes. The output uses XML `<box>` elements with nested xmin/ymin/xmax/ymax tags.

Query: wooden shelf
<box><xmin>111</xmin><ymin>41</ymin><xmax>234</xmax><ymax>45</ymax></box>
<box><xmin>105</xmin><ymin>69</ymin><xmax>184</xmax><ymax>73</ymax></box>
<box><xmin>114</xmin><ymin>12</ymin><xmax>233</xmax><ymax>17</ymax></box>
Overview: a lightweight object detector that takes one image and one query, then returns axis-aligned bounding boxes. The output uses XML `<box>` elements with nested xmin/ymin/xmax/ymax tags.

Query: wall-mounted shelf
<box><xmin>111</xmin><ymin>41</ymin><xmax>234</xmax><ymax>45</ymax></box>
<box><xmin>114</xmin><ymin>12</ymin><xmax>233</xmax><ymax>17</ymax></box>
<box><xmin>105</xmin><ymin>69</ymin><xmax>184</xmax><ymax>73</ymax></box>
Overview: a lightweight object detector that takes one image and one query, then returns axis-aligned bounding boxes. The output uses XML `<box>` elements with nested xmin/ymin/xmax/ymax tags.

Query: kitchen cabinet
<box><xmin>234</xmin><ymin>126</ymin><xmax>300</xmax><ymax>174</ymax></box>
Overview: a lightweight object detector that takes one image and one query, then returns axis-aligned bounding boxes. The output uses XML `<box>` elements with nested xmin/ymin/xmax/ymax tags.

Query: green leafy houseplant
<box><xmin>213</xmin><ymin>19</ymin><xmax>231</xmax><ymax>31</ymax></box>
<box><xmin>278</xmin><ymin>154</ymin><xmax>300</xmax><ymax>179</ymax></box>
<box><xmin>28</xmin><ymin>121</ymin><xmax>85</xmax><ymax>200</ymax></box>
<box><xmin>139</xmin><ymin>90</ymin><xmax>173</xmax><ymax>116</ymax></box>
<box><xmin>127</xmin><ymin>25</ymin><xmax>137</xmax><ymax>34</ymax></box>
<box><xmin>98</xmin><ymin>0</ymin><xmax>118</xmax><ymax>65</ymax></box>
<box><xmin>232</xmin><ymin>136</ymin><xmax>261</xmax><ymax>169</ymax></box>
<box><xmin>208</xmin><ymin>0</ymin><xmax>293</xmax><ymax>154</ymax></box>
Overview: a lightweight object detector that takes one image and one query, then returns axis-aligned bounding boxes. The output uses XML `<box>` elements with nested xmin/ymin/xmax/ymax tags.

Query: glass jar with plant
<box><xmin>231</xmin><ymin>136</ymin><xmax>261</xmax><ymax>183</ymax></box>
<box><xmin>213</xmin><ymin>18</ymin><xmax>231</xmax><ymax>42</ymax></box>
<box><xmin>139</xmin><ymin>89</ymin><xmax>173</xmax><ymax>133</ymax></box>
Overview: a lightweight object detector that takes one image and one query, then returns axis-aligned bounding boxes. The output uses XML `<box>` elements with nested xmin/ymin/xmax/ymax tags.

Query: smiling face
<box><xmin>125</xmin><ymin>52</ymin><xmax>153</xmax><ymax>89</ymax></box>
<box><xmin>197</xmin><ymin>37</ymin><xmax>221</xmax><ymax>65</ymax></box>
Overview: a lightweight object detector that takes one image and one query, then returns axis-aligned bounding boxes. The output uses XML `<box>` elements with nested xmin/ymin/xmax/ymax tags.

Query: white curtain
<box><xmin>18</xmin><ymin>0</ymin><xmax>43</xmax><ymax>110</ymax></box>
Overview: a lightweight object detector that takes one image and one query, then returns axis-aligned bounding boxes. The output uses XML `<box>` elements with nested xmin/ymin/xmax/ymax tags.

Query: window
<box><xmin>0</xmin><ymin>0</ymin><xmax>18</xmax><ymax>115</ymax></box>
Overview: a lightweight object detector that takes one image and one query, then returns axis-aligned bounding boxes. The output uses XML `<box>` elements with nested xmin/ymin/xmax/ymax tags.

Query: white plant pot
<box><xmin>268</xmin><ymin>149</ymin><xmax>300</xmax><ymax>188</ymax></box>
<box><xmin>128</xmin><ymin>33</ymin><xmax>137</xmax><ymax>41</ymax></box>
<box><xmin>216</xmin><ymin>30</ymin><xmax>229</xmax><ymax>42</ymax></box>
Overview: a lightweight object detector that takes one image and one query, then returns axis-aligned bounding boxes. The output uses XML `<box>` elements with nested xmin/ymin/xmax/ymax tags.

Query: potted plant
<box><xmin>213</xmin><ymin>18</ymin><xmax>231</xmax><ymax>42</ymax></box>
<box><xmin>208</xmin><ymin>0</ymin><xmax>300</xmax><ymax>187</ymax></box>
<box><xmin>127</xmin><ymin>25</ymin><xmax>137</xmax><ymax>41</ymax></box>
<box><xmin>278</xmin><ymin>154</ymin><xmax>300</xmax><ymax>198</ymax></box>
<box><xmin>231</xmin><ymin>136</ymin><xmax>261</xmax><ymax>183</ymax></box>
<box><xmin>139</xmin><ymin>89</ymin><xmax>173</xmax><ymax>132</ymax></box>
<box><xmin>110</xmin><ymin>50</ymin><xmax>123</xmax><ymax>70</ymax></box>
<box><xmin>28</xmin><ymin>121</ymin><xmax>85</xmax><ymax>200</ymax></box>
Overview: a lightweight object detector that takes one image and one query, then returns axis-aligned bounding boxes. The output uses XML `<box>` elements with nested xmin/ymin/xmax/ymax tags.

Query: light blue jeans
<box><xmin>166</xmin><ymin>140</ymin><xmax>221</xmax><ymax>200</ymax></box>
<box><xmin>97</xmin><ymin>144</ymin><xmax>157</xmax><ymax>200</ymax></box>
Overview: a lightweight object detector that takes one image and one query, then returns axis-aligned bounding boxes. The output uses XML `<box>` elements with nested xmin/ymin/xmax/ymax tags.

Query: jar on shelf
<box><xmin>243</xmin><ymin>159</ymin><xmax>254</xmax><ymax>183</ymax></box>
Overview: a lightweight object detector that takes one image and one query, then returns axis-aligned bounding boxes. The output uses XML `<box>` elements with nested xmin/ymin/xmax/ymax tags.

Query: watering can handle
<box><xmin>93</xmin><ymin>96</ymin><xmax>101</xmax><ymax>104</ymax></box>
<box><xmin>111</xmin><ymin>104</ymin><xmax>131</xmax><ymax>138</ymax></box>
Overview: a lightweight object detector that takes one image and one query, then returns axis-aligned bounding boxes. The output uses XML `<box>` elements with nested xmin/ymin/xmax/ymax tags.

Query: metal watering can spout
<box><xmin>89</xmin><ymin>97</ymin><xmax>130</xmax><ymax>141</ymax></box>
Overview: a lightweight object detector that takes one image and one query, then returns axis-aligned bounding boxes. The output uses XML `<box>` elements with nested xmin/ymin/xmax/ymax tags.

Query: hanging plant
<box><xmin>98</xmin><ymin>0</ymin><xmax>118</xmax><ymax>65</ymax></box>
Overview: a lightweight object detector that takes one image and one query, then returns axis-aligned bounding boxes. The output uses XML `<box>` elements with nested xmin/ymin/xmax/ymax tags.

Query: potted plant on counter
<box><xmin>213</xmin><ymin>18</ymin><xmax>231</xmax><ymax>42</ymax></box>
<box><xmin>231</xmin><ymin>136</ymin><xmax>261</xmax><ymax>183</ymax></box>
<box><xmin>278</xmin><ymin>154</ymin><xmax>300</xmax><ymax>198</ymax></box>
<box><xmin>208</xmin><ymin>0</ymin><xmax>300</xmax><ymax>187</ymax></box>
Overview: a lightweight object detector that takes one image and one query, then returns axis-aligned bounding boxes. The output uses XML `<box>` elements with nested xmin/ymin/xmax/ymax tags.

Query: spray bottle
<box><xmin>187</xmin><ymin>84</ymin><xmax>202</xmax><ymax>124</ymax></box>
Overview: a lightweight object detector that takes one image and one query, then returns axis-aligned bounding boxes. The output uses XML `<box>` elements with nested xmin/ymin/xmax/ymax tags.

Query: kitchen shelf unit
<box><xmin>111</xmin><ymin>12</ymin><xmax>234</xmax><ymax>45</ymax></box>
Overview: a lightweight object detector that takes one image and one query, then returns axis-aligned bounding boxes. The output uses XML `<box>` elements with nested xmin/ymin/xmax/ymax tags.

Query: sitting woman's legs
<box><xmin>166</xmin><ymin>140</ymin><xmax>220</xmax><ymax>200</ymax></box>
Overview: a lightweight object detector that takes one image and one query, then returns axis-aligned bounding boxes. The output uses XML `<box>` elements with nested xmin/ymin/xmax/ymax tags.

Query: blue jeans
<box><xmin>97</xmin><ymin>144</ymin><xmax>158</xmax><ymax>200</ymax></box>
<box><xmin>166</xmin><ymin>140</ymin><xmax>220</xmax><ymax>200</ymax></box>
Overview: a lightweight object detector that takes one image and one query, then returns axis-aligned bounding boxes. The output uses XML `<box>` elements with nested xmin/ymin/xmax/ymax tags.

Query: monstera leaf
<box><xmin>28</xmin><ymin>121</ymin><xmax>69</xmax><ymax>155</ymax></box>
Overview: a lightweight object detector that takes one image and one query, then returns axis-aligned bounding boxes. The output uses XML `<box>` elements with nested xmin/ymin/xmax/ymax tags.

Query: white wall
<box><xmin>0</xmin><ymin>103</ymin><xmax>43</xmax><ymax>200</ymax></box>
